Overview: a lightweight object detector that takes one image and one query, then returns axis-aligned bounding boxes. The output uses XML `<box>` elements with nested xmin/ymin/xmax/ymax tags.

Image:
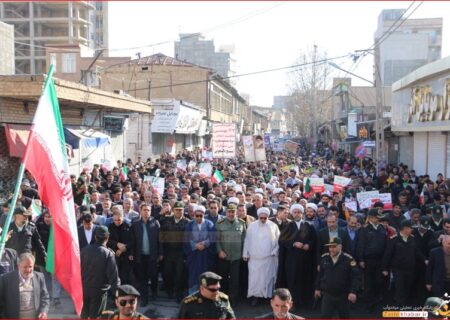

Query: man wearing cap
<box><xmin>100</xmin><ymin>285</ymin><xmax>147</xmax><ymax>319</ymax></box>
<box><xmin>178</xmin><ymin>271</ymin><xmax>235</xmax><ymax>319</ymax></box>
<box><xmin>160</xmin><ymin>201</ymin><xmax>190</xmax><ymax>301</ymax></box>
<box><xmin>183</xmin><ymin>205</ymin><xmax>216</xmax><ymax>294</ymax></box>
<box><xmin>382</xmin><ymin>220</ymin><xmax>423</xmax><ymax>306</ymax></box>
<box><xmin>315</xmin><ymin>237</ymin><xmax>360</xmax><ymax>318</ymax></box>
<box><xmin>356</xmin><ymin>208</ymin><xmax>387</xmax><ymax>310</ymax></box>
<box><xmin>281</xmin><ymin>204</ymin><xmax>317</xmax><ymax>309</ymax></box>
<box><xmin>215</xmin><ymin>203</ymin><xmax>247</xmax><ymax>306</ymax></box>
<box><xmin>243</xmin><ymin>207</ymin><xmax>280</xmax><ymax>306</ymax></box>
<box><xmin>5</xmin><ymin>206</ymin><xmax>46</xmax><ymax>259</ymax></box>
<box><xmin>81</xmin><ymin>225</ymin><xmax>119</xmax><ymax>318</ymax></box>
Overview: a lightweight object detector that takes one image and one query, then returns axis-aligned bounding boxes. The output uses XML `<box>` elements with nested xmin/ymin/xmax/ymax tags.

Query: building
<box><xmin>174</xmin><ymin>33</ymin><xmax>236</xmax><ymax>83</ymax></box>
<box><xmin>330</xmin><ymin>78</ymin><xmax>392</xmax><ymax>156</ymax></box>
<box><xmin>92</xmin><ymin>2</ymin><xmax>108</xmax><ymax>54</ymax></box>
<box><xmin>99</xmin><ymin>53</ymin><xmax>248</xmax><ymax>154</ymax></box>
<box><xmin>0</xmin><ymin>75</ymin><xmax>151</xmax><ymax>202</ymax></box>
<box><xmin>375</xmin><ymin>9</ymin><xmax>442</xmax><ymax>86</ymax></box>
<box><xmin>0</xmin><ymin>1</ymin><xmax>107</xmax><ymax>74</ymax></box>
<box><xmin>0</xmin><ymin>21</ymin><xmax>14</xmax><ymax>74</ymax></box>
<box><xmin>391</xmin><ymin>55</ymin><xmax>450</xmax><ymax>178</ymax></box>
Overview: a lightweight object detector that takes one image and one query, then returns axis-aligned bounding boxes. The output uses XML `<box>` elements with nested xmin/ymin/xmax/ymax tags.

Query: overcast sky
<box><xmin>108</xmin><ymin>1</ymin><xmax>450</xmax><ymax>106</ymax></box>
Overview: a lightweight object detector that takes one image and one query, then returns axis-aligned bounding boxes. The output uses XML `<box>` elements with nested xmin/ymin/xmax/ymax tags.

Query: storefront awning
<box><xmin>4</xmin><ymin>124</ymin><xmax>110</xmax><ymax>158</ymax></box>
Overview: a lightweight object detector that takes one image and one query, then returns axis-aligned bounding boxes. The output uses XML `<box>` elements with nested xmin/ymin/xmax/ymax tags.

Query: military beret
<box><xmin>226</xmin><ymin>203</ymin><xmax>237</xmax><ymax>211</ymax></box>
<box><xmin>367</xmin><ymin>208</ymin><xmax>381</xmax><ymax>217</ymax></box>
<box><xmin>324</xmin><ymin>237</ymin><xmax>342</xmax><ymax>246</ymax></box>
<box><xmin>14</xmin><ymin>206</ymin><xmax>29</xmax><ymax>216</ymax></box>
<box><xmin>199</xmin><ymin>271</ymin><xmax>222</xmax><ymax>287</ymax></box>
<box><xmin>173</xmin><ymin>201</ymin><xmax>184</xmax><ymax>209</ymax></box>
<box><xmin>400</xmin><ymin>220</ymin><xmax>412</xmax><ymax>229</ymax></box>
<box><xmin>116</xmin><ymin>284</ymin><xmax>140</xmax><ymax>298</ymax></box>
<box><xmin>95</xmin><ymin>225</ymin><xmax>109</xmax><ymax>237</ymax></box>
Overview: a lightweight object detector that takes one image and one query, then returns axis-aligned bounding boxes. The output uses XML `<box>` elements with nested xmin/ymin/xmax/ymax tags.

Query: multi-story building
<box><xmin>0</xmin><ymin>1</ymin><xmax>107</xmax><ymax>74</ymax></box>
<box><xmin>375</xmin><ymin>9</ymin><xmax>442</xmax><ymax>86</ymax></box>
<box><xmin>99</xmin><ymin>53</ymin><xmax>248</xmax><ymax>155</ymax></box>
<box><xmin>174</xmin><ymin>33</ymin><xmax>236</xmax><ymax>84</ymax></box>
<box><xmin>0</xmin><ymin>21</ymin><xmax>14</xmax><ymax>74</ymax></box>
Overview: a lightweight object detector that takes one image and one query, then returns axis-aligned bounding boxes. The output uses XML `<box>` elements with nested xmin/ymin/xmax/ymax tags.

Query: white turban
<box><xmin>290</xmin><ymin>204</ymin><xmax>304</xmax><ymax>214</ymax></box>
<box><xmin>306</xmin><ymin>203</ymin><xmax>318</xmax><ymax>212</ymax></box>
<box><xmin>255</xmin><ymin>188</ymin><xmax>264</xmax><ymax>195</ymax></box>
<box><xmin>257</xmin><ymin>207</ymin><xmax>270</xmax><ymax>217</ymax></box>
<box><xmin>194</xmin><ymin>205</ymin><xmax>206</xmax><ymax>214</ymax></box>
<box><xmin>227</xmin><ymin>197</ymin><xmax>239</xmax><ymax>205</ymax></box>
<box><xmin>273</xmin><ymin>188</ymin><xmax>284</xmax><ymax>195</ymax></box>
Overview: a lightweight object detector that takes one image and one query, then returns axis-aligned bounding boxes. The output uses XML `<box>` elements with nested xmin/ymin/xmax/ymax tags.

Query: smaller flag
<box><xmin>30</xmin><ymin>199</ymin><xmax>42</xmax><ymax>221</ymax></box>
<box><xmin>119</xmin><ymin>166</ymin><xmax>128</xmax><ymax>182</ymax></box>
<box><xmin>82</xmin><ymin>194</ymin><xmax>90</xmax><ymax>206</ymax></box>
<box><xmin>211</xmin><ymin>170</ymin><xmax>224</xmax><ymax>184</ymax></box>
<box><xmin>419</xmin><ymin>186</ymin><xmax>425</xmax><ymax>206</ymax></box>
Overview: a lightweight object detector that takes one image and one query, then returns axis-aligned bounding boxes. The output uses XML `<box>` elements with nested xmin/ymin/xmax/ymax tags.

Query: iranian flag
<box><xmin>22</xmin><ymin>65</ymin><xmax>83</xmax><ymax>315</ymax></box>
<box><xmin>303</xmin><ymin>177</ymin><xmax>311</xmax><ymax>197</ymax></box>
<box><xmin>211</xmin><ymin>170</ymin><xmax>224</xmax><ymax>183</ymax></box>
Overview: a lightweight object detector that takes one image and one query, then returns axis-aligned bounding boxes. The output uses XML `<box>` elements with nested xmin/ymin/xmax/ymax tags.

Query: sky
<box><xmin>108</xmin><ymin>1</ymin><xmax>450</xmax><ymax>107</ymax></box>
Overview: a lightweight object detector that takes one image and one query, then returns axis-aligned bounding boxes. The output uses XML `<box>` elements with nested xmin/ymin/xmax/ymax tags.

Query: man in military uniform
<box><xmin>215</xmin><ymin>203</ymin><xmax>246</xmax><ymax>306</ymax></box>
<box><xmin>81</xmin><ymin>225</ymin><xmax>119</xmax><ymax>318</ymax></box>
<box><xmin>100</xmin><ymin>284</ymin><xmax>147</xmax><ymax>319</ymax></box>
<box><xmin>159</xmin><ymin>201</ymin><xmax>190</xmax><ymax>301</ymax></box>
<box><xmin>178</xmin><ymin>271</ymin><xmax>235</xmax><ymax>319</ymax></box>
<box><xmin>382</xmin><ymin>220</ymin><xmax>422</xmax><ymax>306</ymax></box>
<box><xmin>315</xmin><ymin>237</ymin><xmax>360</xmax><ymax>319</ymax></box>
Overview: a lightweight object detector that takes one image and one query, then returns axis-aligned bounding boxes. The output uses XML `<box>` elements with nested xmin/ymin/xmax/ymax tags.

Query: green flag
<box><xmin>45</xmin><ymin>224</ymin><xmax>55</xmax><ymax>273</ymax></box>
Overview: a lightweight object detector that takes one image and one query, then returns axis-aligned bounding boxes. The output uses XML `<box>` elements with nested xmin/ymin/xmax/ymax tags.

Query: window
<box><xmin>61</xmin><ymin>53</ymin><xmax>76</xmax><ymax>73</ymax></box>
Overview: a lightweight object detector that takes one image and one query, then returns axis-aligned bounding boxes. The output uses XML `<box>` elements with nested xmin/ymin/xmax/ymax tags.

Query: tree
<box><xmin>286</xmin><ymin>45</ymin><xmax>332</xmax><ymax>145</ymax></box>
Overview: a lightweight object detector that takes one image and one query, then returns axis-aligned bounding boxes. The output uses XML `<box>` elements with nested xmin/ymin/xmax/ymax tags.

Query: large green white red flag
<box><xmin>22</xmin><ymin>65</ymin><xmax>83</xmax><ymax>315</ymax></box>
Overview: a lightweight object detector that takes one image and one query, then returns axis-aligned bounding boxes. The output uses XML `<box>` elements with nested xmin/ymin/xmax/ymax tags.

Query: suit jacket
<box><xmin>128</xmin><ymin>217</ymin><xmax>160</xmax><ymax>262</ymax></box>
<box><xmin>426</xmin><ymin>247</ymin><xmax>447</xmax><ymax>296</ymax></box>
<box><xmin>78</xmin><ymin>225</ymin><xmax>97</xmax><ymax>250</ymax></box>
<box><xmin>317</xmin><ymin>227</ymin><xmax>351</xmax><ymax>257</ymax></box>
<box><xmin>0</xmin><ymin>270</ymin><xmax>50</xmax><ymax>318</ymax></box>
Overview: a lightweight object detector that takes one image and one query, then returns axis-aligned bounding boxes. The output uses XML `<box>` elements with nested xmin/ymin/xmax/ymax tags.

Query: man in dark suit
<box><xmin>128</xmin><ymin>203</ymin><xmax>161</xmax><ymax>306</ymax></box>
<box><xmin>0</xmin><ymin>252</ymin><xmax>50</xmax><ymax>318</ymax></box>
<box><xmin>78</xmin><ymin>213</ymin><xmax>97</xmax><ymax>250</ymax></box>
<box><xmin>317</xmin><ymin>214</ymin><xmax>350</xmax><ymax>258</ymax></box>
<box><xmin>426</xmin><ymin>234</ymin><xmax>450</xmax><ymax>297</ymax></box>
<box><xmin>257</xmin><ymin>288</ymin><xmax>304</xmax><ymax>319</ymax></box>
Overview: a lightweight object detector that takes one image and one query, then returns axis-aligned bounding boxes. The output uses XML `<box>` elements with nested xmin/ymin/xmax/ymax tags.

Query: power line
<box><xmin>123</xmin><ymin>53</ymin><xmax>352</xmax><ymax>93</ymax></box>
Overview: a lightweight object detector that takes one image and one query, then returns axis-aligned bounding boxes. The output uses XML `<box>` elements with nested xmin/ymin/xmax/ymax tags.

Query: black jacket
<box><xmin>426</xmin><ymin>247</ymin><xmax>448</xmax><ymax>296</ymax></box>
<box><xmin>382</xmin><ymin>234</ymin><xmax>422</xmax><ymax>272</ymax></box>
<box><xmin>356</xmin><ymin>223</ymin><xmax>386</xmax><ymax>261</ymax></box>
<box><xmin>160</xmin><ymin>215</ymin><xmax>190</xmax><ymax>257</ymax></box>
<box><xmin>257</xmin><ymin>311</ymin><xmax>304</xmax><ymax>319</ymax></box>
<box><xmin>77</xmin><ymin>225</ymin><xmax>97</xmax><ymax>250</ymax></box>
<box><xmin>128</xmin><ymin>217</ymin><xmax>160</xmax><ymax>261</ymax></box>
<box><xmin>6</xmin><ymin>221</ymin><xmax>46</xmax><ymax>259</ymax></box>
<box><xmin>317</xmin><ymin>227</ymin><xmax>351</xmax><ymax>257</ymax></box>
<box><xmin>107</xmin><ymin>221</ymin><xmax>131</xmax><ymax>260</ymax></box>
<box><xmin>316</xmin><ymin>252</ymin><xmax>360</xmax><ymax>295</ymax></box>
<box><xmin>80</xmin><ymin>242</ymin><xmax>119</xmax><ymax>291</ymax></box>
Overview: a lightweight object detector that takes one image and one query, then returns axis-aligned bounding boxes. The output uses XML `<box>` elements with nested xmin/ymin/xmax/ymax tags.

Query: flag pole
<box><xmin>0</xmin><ymin>65</ymin><xmax>55</xmax><ymax>258</ymax></box>
<box><xmin>0</xmin><ymin>163</ymin><xmax>26</xmax><ymax>258</ymax></box>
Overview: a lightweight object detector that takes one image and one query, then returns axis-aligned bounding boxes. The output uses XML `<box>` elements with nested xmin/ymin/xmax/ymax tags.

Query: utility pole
<box><xmin>312</xmin><ymin>44</ymin><xmax>318</xmax><ymax>150</ymax></box>
<box><xmin>374</xmin><ymin>44</ymin><xmax>384</xmax><ymax>175</ymax></box>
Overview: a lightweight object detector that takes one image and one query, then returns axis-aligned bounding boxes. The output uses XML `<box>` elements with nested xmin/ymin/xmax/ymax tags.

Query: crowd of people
<box><xmin>1</xmin><ymin>142</ymin><xmax>450</xmax><ymax>318</ymax></box>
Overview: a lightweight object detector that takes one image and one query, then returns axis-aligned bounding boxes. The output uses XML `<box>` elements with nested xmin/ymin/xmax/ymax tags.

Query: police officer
<box><xmin>356</xmin><ymin>208</ymin><xmax>387</xmax><ymax>310</ymax></box>
<box><xmin>5</xmin><ymin>206</ymin><xmax>46</xmax><ymax>259</ymax></box>
<box><xmin>178</xmin><ymin>271</ymin><xmax>235</xmax><ymax>319</ymax></box>
<box><xmin>215</xmin><ymin>203</ymin><xmax>246</xmax><ymax>306</ymax></box>
<box><xmin>382</xmin><ymin>220</ymin><xmax>422</xmax><ymax>306</ymax></box>
<box><xmin>100</xmin><ymin>284</ymin><xmax>147</xmax><ymax>319</ymax></box>
<box><xmin>315</xmin><ymin>237</ymin><xmax>360</xmax><ymax>319</ymax></box>
<box><xmin>159</xmin><ymin>201</ymin><xmax>190</xmax><ymax>301</ymax></box>
<box><xmin>81</xmin><ymin>225</ymin><xmax>119</xmax><ymax>319</ymax></box>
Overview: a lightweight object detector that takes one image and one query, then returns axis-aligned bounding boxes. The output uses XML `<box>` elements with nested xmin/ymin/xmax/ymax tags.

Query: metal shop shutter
<box><xmin>427</xmin><ymin>132</ymin><xmax>446</xmax><ymax>180</ymax></box>
<box><xmin>413</xmin><ymin>132</ymin><xmax>427</xmax><ymax>176</ymax></box>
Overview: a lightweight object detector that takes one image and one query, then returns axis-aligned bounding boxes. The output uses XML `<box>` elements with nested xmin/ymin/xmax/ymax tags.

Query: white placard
<box><xmin>151</xmin><ymin>104</ymin><xmax>180</xmax><ymax>133</ymax></box>
<box><xmin>199</xmin><ymin>163</ymin><xmax>212</xmax><ymax>177</ymax></box>
<box><xmin>356</xmin><ymin>190</ymin><xmax>380</xmax><ymax>209</ymax></box>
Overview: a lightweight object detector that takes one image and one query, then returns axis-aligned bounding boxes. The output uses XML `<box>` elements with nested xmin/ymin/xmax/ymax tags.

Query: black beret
<box><xmin>116</xmin><ymin>284</ymin><xmax>140</xmax><ymax>298</ymax></box>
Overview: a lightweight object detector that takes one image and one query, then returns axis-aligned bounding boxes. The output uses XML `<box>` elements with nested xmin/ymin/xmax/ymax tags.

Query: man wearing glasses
<box><xmin>178</xmin><ymin>272</ymin><xmax>235</xmax><ymax>319</ymax></box>
<box><xmin>100</xmin><ymin>284</ymin><xmax>147</xmax><ymax>319</ymax></box>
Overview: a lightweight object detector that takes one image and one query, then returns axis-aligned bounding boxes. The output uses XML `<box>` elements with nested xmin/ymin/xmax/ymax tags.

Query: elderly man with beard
<box><xmin>243</xmin><ymin>207</ymin><xmax>280</xmax><ymax>307</ymax></box>
<box><xmin>281</xmin><ymin>204</ymin><xmax>317</xmax><ymax>310</ymax></box>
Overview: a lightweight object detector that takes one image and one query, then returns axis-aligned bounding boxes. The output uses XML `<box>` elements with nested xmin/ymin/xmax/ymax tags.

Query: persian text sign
<box><xmin>151</xmin><ymin>104</ymin><xmax>180</xmax><ymax>133</ymax></box>
<box><xmin>356</xmin><ymin>190</ymin><xmax>380</xmax><ymax>209</ymax></box>
<box><xmin>333</xmin><ymin>176</ymin><xmax>352</xmax><ymax>192</ymax></box>
<box><xmin>212</xmin><ymin>123</ymin><xmax>236</xmax><ymax>159</ymax></box>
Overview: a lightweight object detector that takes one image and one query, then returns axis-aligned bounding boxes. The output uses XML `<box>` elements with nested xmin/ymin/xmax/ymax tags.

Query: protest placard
<box><xmin>356</xmin><ymin>190</ymin><xmax>380</xmax><ymax>209</ymax></box>
<box><xmin>199</xmin><ymin>163</ymin><xmax>212</xmax><ymax>177</ymax></box>
<box><xmin>309</xmin><ymin>178</ymin><xmax>325</xmax><ymax>193</ymax></box>
<box><xmin>212</xmin><ymin>123</ymin><xmax>236</xmax><ymax>159</ymax></box>
<box><xmin>333</xmin><ymin>176</ymin><xmax>352</xmax><ymax>192</ymax></box>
